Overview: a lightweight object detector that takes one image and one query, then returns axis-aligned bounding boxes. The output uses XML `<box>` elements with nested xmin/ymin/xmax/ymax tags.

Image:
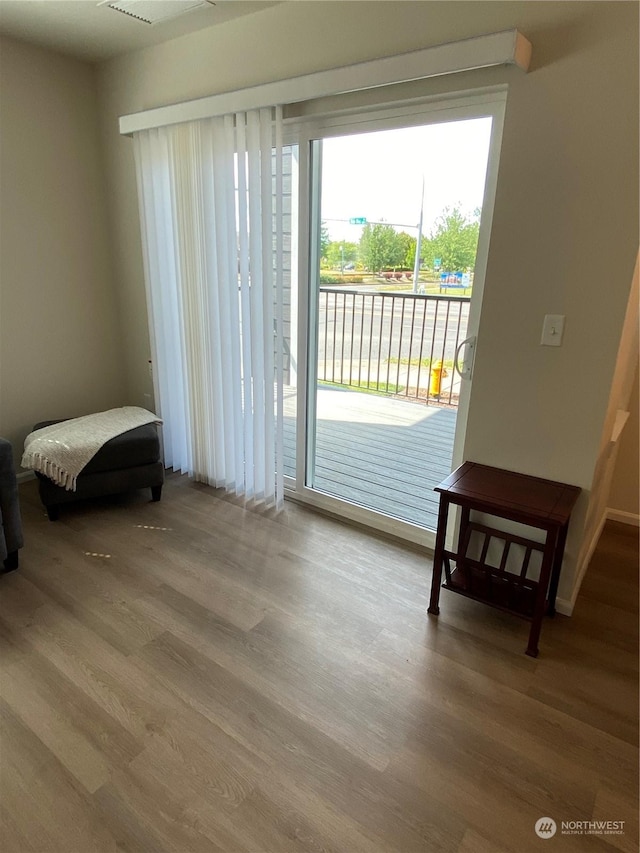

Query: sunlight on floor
<box><xmin>314</xmin><ymin>387</ymin><xmax>450</xmax><ymax>427</ymax></box>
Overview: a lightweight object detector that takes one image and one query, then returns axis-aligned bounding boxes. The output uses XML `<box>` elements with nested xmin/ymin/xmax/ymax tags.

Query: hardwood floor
<box><xmin>1</xmin><ymin>474</ymin><xmax>637</xmax><ymax>852</ymax></box>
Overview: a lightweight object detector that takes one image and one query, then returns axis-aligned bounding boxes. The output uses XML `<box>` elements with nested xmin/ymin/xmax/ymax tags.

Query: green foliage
<box><xmin>422</xmin><ymin>206</ymin><xmax>480</xmax><ymax>273</ymax></box>
<box><xmin>319</xmin><ymin>379</ymin><xmax>405</xmax><ymax>396</ymax></box>
<box><xmin>395</xmin><ymin>231</ymin><xmax>417</xmax><ymax>270</ymax></box>
<box><xmin>387</xmin><ymin>356</ymin><xmax>454</xmax><ymax>369</ymax></box>
<box><xmin>319</xmin><ymin>272</ymin><xmax>367</xmax><ymax>285</ymax></box>
<box><xmin>339</xmin><ymin>274</ymin><xmax>367</xmax><ymax>283</ymax></box>
<box><xmin>326</xmin><ymin>240</ymin><xmax>359</xmax><ymax>269</ymax></box>
<box><xmin>359</xmin><ymin>223</ymin><xmax>405</xmax><ymax>273</ymax></box>
<box><xmin>320</xmin><ymin>222</ymin><xmax>331</xmax><ymax>261</ymax></box>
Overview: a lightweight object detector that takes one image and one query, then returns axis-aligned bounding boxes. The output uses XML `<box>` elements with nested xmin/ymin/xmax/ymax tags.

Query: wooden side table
<box><xmin>427</xmin><ymin>462</ymin><xmax>580</xmax><ymax>657</ymax></box>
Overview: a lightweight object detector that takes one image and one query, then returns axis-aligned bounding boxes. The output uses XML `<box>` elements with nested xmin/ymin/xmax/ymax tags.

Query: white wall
<box><xmin>97</xmin><ymin>1</ymin><xmax>638</xmax><ymax>604</ymax></box>
<box><xmin>0</xmin><ymin>36</ymin><xmax>126</xmax><ymax>464</ymax></box>
<box><xmin>608</xmin><ymin>363</ymin><xmax>640</xmax><ymax>521</ymax></box>
<box><xmin>570</xmin><ymin>255</ymin><xmax>639</xmax><ymax>608</ymax></box>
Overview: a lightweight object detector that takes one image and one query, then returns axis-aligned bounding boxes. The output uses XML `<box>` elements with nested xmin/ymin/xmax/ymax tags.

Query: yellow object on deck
<box><xmin>430</xmin><ymin>360</ymin><xmax>448</xmax><ymax>397</ymax></box>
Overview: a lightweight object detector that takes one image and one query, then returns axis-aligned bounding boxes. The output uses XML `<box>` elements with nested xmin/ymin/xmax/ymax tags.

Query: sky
<box><xmin>320</xmin><ymin>116</ymin><xmax>493</xmax><ymax>244</ymax></box>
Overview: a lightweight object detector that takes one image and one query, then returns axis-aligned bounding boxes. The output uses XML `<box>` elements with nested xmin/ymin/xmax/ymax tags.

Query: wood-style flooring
<box><xmin>0</xmin><ymin>474</ymin><xmax>637</xmax><ymax>852</ymax></box>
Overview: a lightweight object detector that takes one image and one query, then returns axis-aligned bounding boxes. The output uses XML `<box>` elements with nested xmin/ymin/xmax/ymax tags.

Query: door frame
<box><xmin>283</xmin><ymin>87</ymin><xmax>508</xmax><ymax>549</ymax></box>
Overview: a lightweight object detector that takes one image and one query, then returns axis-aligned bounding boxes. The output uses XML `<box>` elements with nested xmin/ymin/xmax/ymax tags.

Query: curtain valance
<box><xmin>120</xmin><ymin>30</ymin><xmax>531</xmax><ymax>135</ymax></box>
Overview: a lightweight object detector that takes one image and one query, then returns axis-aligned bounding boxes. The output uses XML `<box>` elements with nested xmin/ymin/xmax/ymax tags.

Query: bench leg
<box><xmin>151</xmin><ymin>485</ymin><xmax>162</xmax><ymax>502</ymax></box>
<box><xmin>2</xmin><ymin>551</ymin><xmax>19</xmax><ymax>572</ymax></box>
<box><xmin>46</xmin><ymin>505</ymin><xmax>60</xmax><ymax>522</ymax></box>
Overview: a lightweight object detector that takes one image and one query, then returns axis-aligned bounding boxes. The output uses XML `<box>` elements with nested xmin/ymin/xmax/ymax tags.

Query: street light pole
<box><xmin>413</xmin><ymin>177</ymin><xmax>425</xmax><ymax>294</ymax></box>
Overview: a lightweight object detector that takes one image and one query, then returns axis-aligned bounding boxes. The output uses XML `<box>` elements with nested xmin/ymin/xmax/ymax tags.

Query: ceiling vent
<box><xmin>98</xmin><ymin>0</ymin><xmax>216</xmax><ymax>26</ymax></box>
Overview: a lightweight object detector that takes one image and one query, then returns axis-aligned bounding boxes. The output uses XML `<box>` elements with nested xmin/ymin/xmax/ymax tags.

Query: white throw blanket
<box><xmin>22</xmin><ymin>407</ymin><xmax>162</xmax><ymax>492</ymax></box>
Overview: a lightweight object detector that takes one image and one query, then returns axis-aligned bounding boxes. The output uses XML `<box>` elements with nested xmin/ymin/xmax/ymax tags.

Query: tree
<box><xmin>423</xmin><ymin>206</ymin><xmax>480</xmax><ymax>272</ymax></box>
<box><xmin>326</xmin><ymin>241</ymin><xmax>359</xmax><ymax>270</ymax></box>
<box><xmin>395</xmin><ymin>231</ymin><xmax>417</xmax><ymax>269</ymax></box>
<box><xmin>359</xmin><ymin>223</ymin><xmax>405</xmax><ymax>273</ymax></box>
<box><xmin>320</xmin><ymin>222</ymin><xmax>331</xmax><ymax>263</ymax></box>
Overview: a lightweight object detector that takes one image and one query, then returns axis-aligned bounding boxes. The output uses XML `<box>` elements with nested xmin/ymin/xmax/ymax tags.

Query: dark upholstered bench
<box><xmin>1</xmin><ymin>438</ymin><xmax>23</xmax><ymax>570</ymax></box>
<box><xmin>33</xmin><ymin>420</ymin><xmax>164</xmax><ymax>521</ymax></box>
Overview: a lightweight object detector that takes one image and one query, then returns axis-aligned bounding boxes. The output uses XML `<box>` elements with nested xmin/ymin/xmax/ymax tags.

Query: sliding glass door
<box><xmin>284</xmin><ymin>92</ymin><xmax>506</xmax><ymax>544</ymax></box>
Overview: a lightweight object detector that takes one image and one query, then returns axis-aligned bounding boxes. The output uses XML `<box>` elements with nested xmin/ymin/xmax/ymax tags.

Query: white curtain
<box><xmin>133</xmin><ymin>107</ymin><xmax>284</xmax><ymax>508</ymax></box>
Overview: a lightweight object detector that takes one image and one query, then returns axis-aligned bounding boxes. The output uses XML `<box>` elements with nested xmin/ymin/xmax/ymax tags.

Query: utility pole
<box><xmin>413</xmin><ymin>177</ymin><xmax>425</xmax><ymax>294</ymax></box>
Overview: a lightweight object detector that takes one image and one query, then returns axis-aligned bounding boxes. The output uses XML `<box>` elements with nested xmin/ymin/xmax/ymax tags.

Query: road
<box><xmin>316</xmin><ymin>289</ymin><xmax>470</xmax><ymax>391</ymax></box>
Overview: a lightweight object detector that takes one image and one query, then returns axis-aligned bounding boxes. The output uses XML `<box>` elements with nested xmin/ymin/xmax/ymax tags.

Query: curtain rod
<box><xmin>119</xmin><ymin>29</ymin><xmax>531</xmax><ymax>136</ymax></box>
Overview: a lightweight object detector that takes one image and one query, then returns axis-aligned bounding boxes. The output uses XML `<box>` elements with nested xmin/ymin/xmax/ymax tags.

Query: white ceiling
<box><xmin>0</xmin><ymin>0</ymin><xmax>281</xmax><ymax>62</ymax></box>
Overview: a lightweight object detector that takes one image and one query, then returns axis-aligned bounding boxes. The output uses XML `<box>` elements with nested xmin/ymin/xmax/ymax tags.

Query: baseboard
<box><xmin>606</xmin><ymin>507</ymin><xmax>640</xmax><ymax>527</ymax></box>
<box><xmin>554</xmin><ymin>597</ymin><xmax>573</xmax><ymax>617</ymax></box>
<box><xmin>542</xmin><ymin>508</ymin><xmax>637</xmax><ymax>618</ymax></box>
<box><xmin>16</xmin><ymin>471</ymin><xmax>35</xmax><ymax>483</ymax></box>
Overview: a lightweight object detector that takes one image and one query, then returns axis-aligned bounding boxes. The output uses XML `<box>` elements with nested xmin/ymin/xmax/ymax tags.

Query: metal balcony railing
<box><xmin>317</xmin><ymin>288</ymin><xmax>470</xmax><ymax>407</ymax></box>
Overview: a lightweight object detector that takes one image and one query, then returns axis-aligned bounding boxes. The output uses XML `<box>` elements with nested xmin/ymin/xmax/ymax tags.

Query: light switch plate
<box><xmin>541</xmin><ymin>314</ymin><xmax>565</xmax><ymax>346</ymax></box>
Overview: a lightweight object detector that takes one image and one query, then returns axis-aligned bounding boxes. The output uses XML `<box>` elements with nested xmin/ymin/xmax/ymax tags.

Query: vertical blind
<box><xmin>134</xmin><ymin>106</ymin><xmax>284</xmax><ymax>508</ymax></box>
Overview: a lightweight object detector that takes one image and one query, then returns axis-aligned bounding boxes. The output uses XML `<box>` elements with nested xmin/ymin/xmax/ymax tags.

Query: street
<box><xmin>316</xmin><ymin>289</ymin><xmax>469</xmax><ymax>399</ymax></box>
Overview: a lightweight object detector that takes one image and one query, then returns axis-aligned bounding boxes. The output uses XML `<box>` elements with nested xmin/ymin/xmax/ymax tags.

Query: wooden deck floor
<box><xmin>283</xmin><ymin>387</ymin><xmax>456</xmax><ymax>530</ymax></box>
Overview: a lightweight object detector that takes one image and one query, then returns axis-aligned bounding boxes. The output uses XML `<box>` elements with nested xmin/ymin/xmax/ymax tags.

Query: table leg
<box><xmin>428</xmin><ymin>496</ymin><xmax>450</xmax><ymax>616</ymax></box>
<box><xmin>546</xmin><ymin>524</ymin><xmax>567</xmax><ymax>617</ymax></box>
<box><xmin>457</xmin><ymin>506</ymin><xmax>471</xmax><ymax>555</ymax></box>
<box><xmin>526</xmin><ymin>531</ymin><xmax>557</xmax><ymax>657</ymax></box>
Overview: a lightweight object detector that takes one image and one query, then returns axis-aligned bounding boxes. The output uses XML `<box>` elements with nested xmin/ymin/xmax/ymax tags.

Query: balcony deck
<box><xmin>283</xmin><ymin>386</ymin><xmax>457</xmax><ymax>531</ymax></box>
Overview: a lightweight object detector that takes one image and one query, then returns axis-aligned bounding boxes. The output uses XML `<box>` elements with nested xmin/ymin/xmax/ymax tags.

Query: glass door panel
<box><xmin>306</xmin><ymin>118</ymin><xmax>493</xmax><ymax>530</ymax></box>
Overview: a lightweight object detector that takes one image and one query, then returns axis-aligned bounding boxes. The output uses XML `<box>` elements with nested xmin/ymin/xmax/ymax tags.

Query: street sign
<box><xmin>349</xmin><ymin>217</ymin><xmax>367</xmax><ymax>225</ymax></box>
<box><xmin>440</xmin><ymin>272</ymin><xmax>464</xmax><ymax>286</ymax></box>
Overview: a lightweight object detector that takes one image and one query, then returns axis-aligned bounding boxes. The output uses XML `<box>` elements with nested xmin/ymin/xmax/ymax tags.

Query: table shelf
<box><xmin>441</xmin><ymin>520</ymin><xmax>544</xmax><ymax>619</ymax></box>
<box><xmin>427</xmin><ymin>462</ymin><xmax>580</xmax><ymax>657</ymax></box>
<box><xmin>442</xmin><ymin>557</ymin><xmax>538</xmax><ymax>619</ymax></box>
